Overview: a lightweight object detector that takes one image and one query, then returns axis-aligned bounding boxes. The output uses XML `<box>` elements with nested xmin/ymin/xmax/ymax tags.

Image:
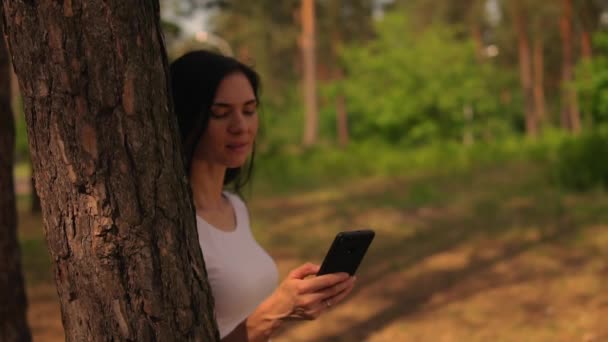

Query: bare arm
<box><xmin>221</xmin><ymin>263</ymin><xmax>357</xmax><ymax>342</ymax></box>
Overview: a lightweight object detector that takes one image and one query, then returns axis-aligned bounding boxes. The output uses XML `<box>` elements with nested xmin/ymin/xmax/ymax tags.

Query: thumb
<box><xmin>288</xmin><ymin>262</ymin><xmax>320</xmax><ymax>279</ymax></box>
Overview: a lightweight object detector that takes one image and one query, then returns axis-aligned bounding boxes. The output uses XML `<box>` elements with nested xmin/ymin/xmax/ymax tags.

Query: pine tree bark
<box><xmin>2</xmin><ymin>1</ymin><xmax>218</xmax><ymax>341</ymax></box>
<box><xmin>0</xmin><ymin>19</ymin><xmax>32</xmax><ymax>342</ymax></box>
<box><xmin>512</xmin><ymin>0</ymin><xmax>537</xmax><ymax>137</ymax></box>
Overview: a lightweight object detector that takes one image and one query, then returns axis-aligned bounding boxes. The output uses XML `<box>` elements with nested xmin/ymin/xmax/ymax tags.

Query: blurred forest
<box><xmin>161</xmin><ymin>0</ymin><xmax>608</xmax><ymax>190</ymax></box>
<box><xmin>10</xmin><ymin>0</ymin><xmax>608</xmax><ymax>190</ymax></box>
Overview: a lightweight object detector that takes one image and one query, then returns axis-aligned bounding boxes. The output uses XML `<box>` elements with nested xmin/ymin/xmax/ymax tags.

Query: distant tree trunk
<box><xmin>533</xmin><ymin>36</ymin><xmax>546</xmax><ymax>128</ymax></box>
<box><xmin>560</xmin><ymin>0</ymin><xmax>581</xmax><ymax>133</ymax></box>
<box><xmin>0</xmin><ymin>23</ymin><xmax>31</xmax><ymax>341</ymax></box>
<box><xmin>301</xmin><ymin>0</ymin><xmax>319</xmax><ymax>147</ymax></box>
<box><xmin>335</xmin><ymin>89</ymin><xmax>349</xmax><ymax>147</ymax></box>
<box><xmin>512</xmin><ymin>0</ymin><xmax>537</xmax><ymax>138</ymax></box>
<box><xmin>581</xmin><ymin>30</ymin><xmax>593</xmax><ymax>60</ymax></box>
<box><xmin>471</xmin><ymin>23</ymin><xmax>485</xmax><ymax>62</ymax></box>
<box><xmin>330</xmin><ymin>17</ymin><xmax>349</xmax><ymax>147</ymax></box>
<box><xmin>2</xmin><ymin>2</ymin><xmax>218</xmax><ymax>341</ymax></box>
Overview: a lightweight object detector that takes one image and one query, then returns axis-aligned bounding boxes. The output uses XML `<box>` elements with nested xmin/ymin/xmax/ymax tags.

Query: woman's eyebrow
<box><xmin>212</xmin><ymin>99</ymin><xmax>257</xmax><ymax>107</ymax></box>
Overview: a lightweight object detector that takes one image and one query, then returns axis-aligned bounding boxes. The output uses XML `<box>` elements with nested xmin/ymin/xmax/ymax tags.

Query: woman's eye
<box><xmin>211</xmin><ymin>111</ymin><xmax>229</xmax><ymax>118</ymax></box>
<box><xmin>243</xmin><ymin>106</ymin><xmax>257</xmax><ymax>116</ymax></box>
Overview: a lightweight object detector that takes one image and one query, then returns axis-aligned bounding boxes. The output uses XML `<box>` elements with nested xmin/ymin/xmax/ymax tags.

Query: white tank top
<box><xmin>196</xmin><ymin>192</ymin><xmax>279</xmax><ymax>339</ymax></box>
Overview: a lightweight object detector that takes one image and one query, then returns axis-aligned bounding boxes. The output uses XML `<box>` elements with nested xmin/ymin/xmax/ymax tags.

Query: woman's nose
<box><xmin>228</xmin><ymin>111</ymin><xmax>246</xmax><ymax>133</ymax></box>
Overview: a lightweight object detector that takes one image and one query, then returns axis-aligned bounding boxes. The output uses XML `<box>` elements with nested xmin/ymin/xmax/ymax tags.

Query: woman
<box><xmin>170</xmin><ymin>50</ymin><xmax>357</xmax><ymax>341</ymax></box>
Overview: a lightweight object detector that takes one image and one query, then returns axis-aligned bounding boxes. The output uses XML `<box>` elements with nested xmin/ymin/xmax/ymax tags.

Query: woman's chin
<box><xmin>226</xmin><ymin>158</ymin><xmax>248</xmax><ymax>169</ymax></box>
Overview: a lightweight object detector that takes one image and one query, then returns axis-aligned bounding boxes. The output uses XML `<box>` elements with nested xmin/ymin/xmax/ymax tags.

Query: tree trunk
<box><xmin>533</xmin><ymin>36</ymin><xmax>546</xmax><ymax>128</ymax></box>
<box><xmin>0</xmin><ymin>20</ymin><xmax>32</xmax><ymax>342</ymax></box>
<box><xmin>512</xmin><ymin>0</ymin><xmax>537</xmax><ymax>138</ymax></box>
<box><xmin>329</xmin><ymin>18</ymin><xmax>349</xmax><ymax>148</ymax></box>
<box><xmin>560</xmin><ymin>0</ymin><xmax>581</xmax><ymax>133</ymax></box>
<box><xmin>301</xmin><ymin>0</ymin><xmax>319</xmax><ymax>146</ymax></box>
<box><xmin>581</xmin><ymin>30</ymin><xmax>593</xmax><ymax>60</ymax></box>
<box><xmin>2</xmin><ymin>2</ymin><xmax>219</xmax><ymax>341</ymax></box>
<box><xmin>336</xmin><ymin>91</ymin><xmax>349</xmax><ymax>147</ymax></box>
<box><xmin>470</xmin><ymin>23</ymin><xmax>484</xmax><ymax>62</ymax></box>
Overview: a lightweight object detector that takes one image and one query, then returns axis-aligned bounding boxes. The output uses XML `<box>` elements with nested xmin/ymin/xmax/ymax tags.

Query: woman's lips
<box><xmin>227</xmin><ymin>142</ymin><xmax>249</xmax><ymax>153</ymax></box>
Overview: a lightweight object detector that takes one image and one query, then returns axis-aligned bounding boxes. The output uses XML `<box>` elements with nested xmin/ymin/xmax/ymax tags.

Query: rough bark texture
<box><xmin>2</xmin><ymin>1</ymin><xmax>219</xmax><ymax>341</ymax></box>
<box><xmin>0</xmin><ymin>21</ymin><xmax>32</xmax><ymax>342</ymax></box>
<box><xmin>512</xmin><ymin>0</ymin><xmax>537</xmax><ymax>138</ymax></box>
<box><xmin>559</xmin><ymin>0</ymin><xmax>581</xmax><ymax>133</ymax></box>
<box><xmin>301</xmin><ymin>0</ymin><xmax>319</xmax><ymax>147</ymax></box>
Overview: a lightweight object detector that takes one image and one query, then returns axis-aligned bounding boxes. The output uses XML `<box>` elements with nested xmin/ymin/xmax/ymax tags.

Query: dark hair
<box><xmin>170</xmin><ymin>50</ymin><xmax>260</xmax><ymax>193</ymax></box>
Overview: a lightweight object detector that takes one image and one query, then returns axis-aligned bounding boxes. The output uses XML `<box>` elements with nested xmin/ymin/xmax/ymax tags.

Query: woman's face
<box><xmin>193</xmin><ymin>71</ymin><xmax>259</xmax><ymax>169</ymax></box>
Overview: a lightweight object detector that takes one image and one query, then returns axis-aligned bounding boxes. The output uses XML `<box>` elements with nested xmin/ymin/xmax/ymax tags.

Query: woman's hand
<box><xmin>267</xmin><ymin>262</ymin><xmax>357</xmax><ymax>321</ymax></box>
<box><xmin>233</xmin><ymin>263</ymin><xmax>357</xmax><ymax>341</ymax></box>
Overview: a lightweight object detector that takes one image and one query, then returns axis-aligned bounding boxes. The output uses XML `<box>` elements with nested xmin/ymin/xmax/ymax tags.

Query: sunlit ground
<box><xmin>17</xmin><ymin>160</ymin><xmax>608</xmax><ymax>341</ymax></box>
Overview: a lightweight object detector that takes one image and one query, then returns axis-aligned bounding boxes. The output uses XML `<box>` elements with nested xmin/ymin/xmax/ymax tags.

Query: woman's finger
<box><xmin>299</xmin><ymin>272</ymin><xmax>349</xmax><ymax>293</ymax></box>
<box><xmin>288</xmin><ymin>263</ymin><xmax>320</xmax><ymax>279</ymax></box>
<box><xmin>297</xmin><ymin>276</ymin><xmax>355</xmax><ymax>307</ymax></box>
<box><xmin>324</xmin><ymin>278</ymin><xmax>356</xmax><ymax>307</ymax></box>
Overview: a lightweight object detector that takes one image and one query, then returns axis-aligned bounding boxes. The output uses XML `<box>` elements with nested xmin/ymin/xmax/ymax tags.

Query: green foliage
<box><xmin>554</xmin><ymin>129</ymin><xmax>608</xmax><ymax>191</ymax></box>
<box><xmin>576</xmin><ymin>31</ymin><xmax>608</xmax><ymax>128</ymax></box>
<box><xmin>253</xmin><ymin>135</ymin><xmax>560</xmax><ymax>195</ymax></box>
<box><xmin>336</xmin><ymin>13</ymin><xmax>514</xmax><ymax>146</ymax></box>
<box><xmin>256</xmin><ymin>85</ymin><xmax>305</xmax><ymax>152</ymax></box>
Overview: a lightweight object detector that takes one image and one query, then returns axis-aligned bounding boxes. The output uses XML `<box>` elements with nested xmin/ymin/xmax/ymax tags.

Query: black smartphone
<box><xmin>317</xmin><ymin>229</ymin><xmax>375</xmax><ymax>276</ymax></box>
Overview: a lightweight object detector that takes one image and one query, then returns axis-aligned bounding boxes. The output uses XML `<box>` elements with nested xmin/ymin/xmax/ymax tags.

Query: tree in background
<box><xmin>212</xmin><ymin>0</ymin><xmax>300</xmax><ymax>96</ymax></box>
<box><xmin>300</xmin><ymin>0</ymin><xmax>319</xmax><ymax>146</ymax></box>
<box><xmin>574</xmin><ymin>0</ymin><xmax>604</xmax><ymax>128</ymax></box>
<box><xmin>317</xmin><ymin>0</ymin><xmax>374</xmax><ymax>147</ymax></box>
<box><xmin>575</xmin><ymin>31</ymin><xmax>608</xmax><ymax>128</ymax></box>
<box><xmin>212</xmin><ymin>0</ymin><xmax>375</xmax><ymax>148</ymax></box>
<box><xmin>3</xmin><ymin>1</ymin><xmax>218</xmax><ymax>340</ymax></box>
<box><xmin>339</xmin><ymin>13</ymin><xmax>509</xmax><ymax>146</ymax></box>
<box><xmin>509</xmin><ymin>0</ymin><xmax>538</xmax><ymax>137</ymax></box>
<box><xmin>191</xmin><ymin>0</ymin><xmax>608</xmax><ymax>149</ymax></box>
<box><xmin>0</xmin><ymin>18</ymin><xmax>31</xmax><ymax>341</ymax></box>
<box><xmin>576</xmin><ymin>0</ymin><xmax>603</xmax><ymax>60</ymax></box>
<box><xmin>560</xmin><ymin>0</ymin><xmax>582</xmax><ymax>133</ymax></box>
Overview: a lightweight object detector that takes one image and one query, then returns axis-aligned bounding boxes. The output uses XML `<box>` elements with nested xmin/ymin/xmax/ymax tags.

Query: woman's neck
<box><xmin>189</xmin><ymin>160</ymin><xmax>227</xmax><ymax>211</ymax></box>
